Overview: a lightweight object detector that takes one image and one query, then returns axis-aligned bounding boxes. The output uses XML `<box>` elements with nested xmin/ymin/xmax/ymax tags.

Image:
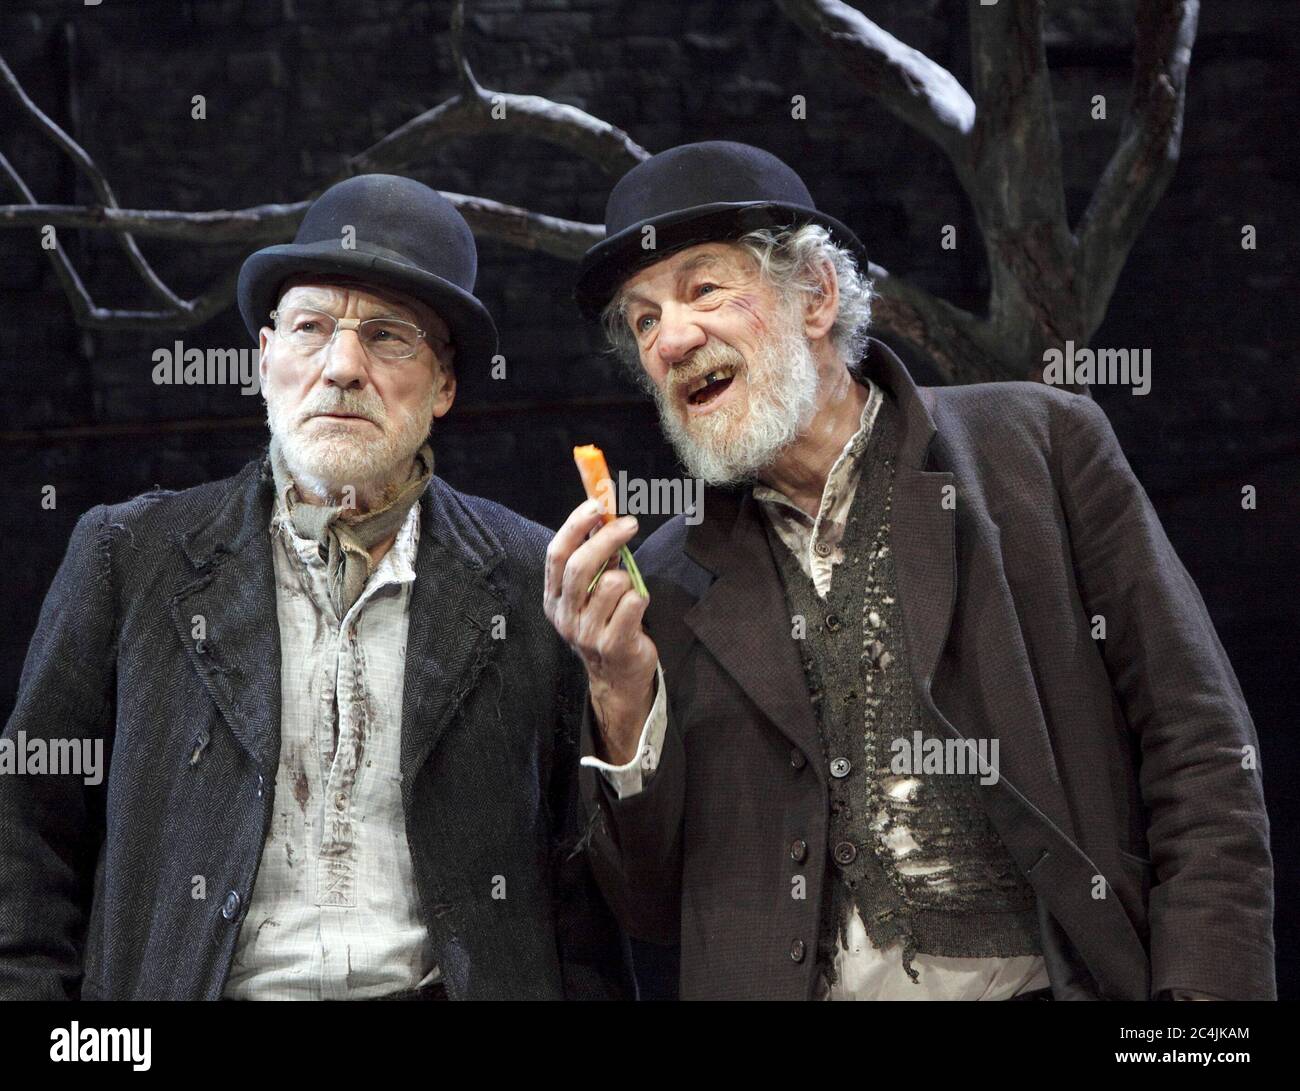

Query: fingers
<box><xmin>576</xmin><ymin>566</ymin><xmax>652</xmax><ymax>670</ymax></box>
<box><xmin>599</xmin><ymin>577</ymin><xmax>653</xmax><ymax>660</ymax></box>
<box><xmin>576</xmin><ymin>567</ymin><xmax>634</xmax><ymax>656</ymax></box>
<box><xmin>544</xmin><ymin>500</ymin><xmax>605</xmax><ymax>606</ymax></box>
<box><xmin>566</xmin><ymin>517</ymin><xmax>639</xmax><ymax>599</ymax></box>
<box><xmin>544</xmin><ymin>503</ymin><xmax>641</xmax><ymax>645</ymax></box>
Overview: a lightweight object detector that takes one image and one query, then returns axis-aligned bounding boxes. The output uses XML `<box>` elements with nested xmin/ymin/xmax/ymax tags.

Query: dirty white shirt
<box><xmin>222</xmin><ymin>497</ymin><xmax>438</xmax><ymax>999</ymax></box>
<box><xmin>582</xmin><ymin>375</ymin><xmax>1050</xmax><ymax>1000</ymax></box>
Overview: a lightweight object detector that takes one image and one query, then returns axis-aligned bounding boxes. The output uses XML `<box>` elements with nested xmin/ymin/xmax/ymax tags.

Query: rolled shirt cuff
<box><xmin>580</xmin><ymin>660</ymin><xmax>666</xmax><ymax>799</ymax></box>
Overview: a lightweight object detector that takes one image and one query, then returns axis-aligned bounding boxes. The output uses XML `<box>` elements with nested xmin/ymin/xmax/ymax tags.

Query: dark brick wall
<box><xmin>1</xmin><ymin>0</ymin><xmax>1296</xmax><ymax>993</ymax></box>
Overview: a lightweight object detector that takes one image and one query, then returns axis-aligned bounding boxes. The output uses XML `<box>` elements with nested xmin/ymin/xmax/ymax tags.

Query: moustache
<box><xmin>299</xmin><ymin>398</ymin><xmax>382</xmax><ymax>424</ymax></box>
<box><xmin>667</xmin><ymin>342</ymin><xmax>747</xmax><ymax>396</ymax></box>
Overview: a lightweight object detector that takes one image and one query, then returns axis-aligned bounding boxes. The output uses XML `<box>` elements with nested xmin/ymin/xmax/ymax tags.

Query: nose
<box><xmin>320</xmin><ymin>322</ymin><xmax>369</xmax><ymax>388</ymax></box>
<box><xmin>653</xmin><ymin>303</ymin><xmax>707</xmax><ymax>371</ymax></box>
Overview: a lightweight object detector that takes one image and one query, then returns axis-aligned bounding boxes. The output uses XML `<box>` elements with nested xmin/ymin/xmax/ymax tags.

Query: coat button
<box><xmin>814</xmin><ymin>541</ymin><xmax>832</xmax><ymax>558</ymax></box>
<box><xmin>790</xmin><ymin>938</ymin><xmax>806</xmax><ymax>963</ymax></box>
<box><xmin>256</xmin><ymin>774</ymin><xmax>265</xmax><ymax>798</ymax></box>
<box><xmin>833</xmin><ymin>841</ymin><xmax>858</xmax><ymax>866</ymax></box>
<box><xmin>824</xmin><ymin>614</ymin><xmax>841</xmax><ymax>632</ymax></box>
<box><xmin>790</xmin><ymin>749</ymin><xmax>807</xmax><ymax>770</ymax></box>
<box><xmin>790</xmin><ymin>838</ymin><xmax>808</xmax><ymax>863</ymax></box>
<box><xmin>222</xmin><ymin>890</ymin><xmax>241</xmax><ymax>921</ymax></box>
<box><xmin>830</xmin><ymin>757</ymin><xmax>852</xmax><ymax>778</ymax></box>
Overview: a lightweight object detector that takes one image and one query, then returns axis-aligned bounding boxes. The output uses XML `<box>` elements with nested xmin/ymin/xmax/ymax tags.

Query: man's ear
<box><xmin>258</xmin><ymin>328</ymin><xmax>272</xmax><ymax>396</ymax></box>
<box><xmin>803</xmin><ymin>257</ymin><xmax>839</xmax><ymax>343</ymax></box>
<box><xmin>431</xmin><ymin>354</ymin><xmax>457</xmax><ymax>419</ymax></box>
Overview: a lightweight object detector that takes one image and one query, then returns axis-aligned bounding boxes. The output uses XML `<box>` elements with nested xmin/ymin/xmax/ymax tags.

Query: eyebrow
<box><xmin>620</xmin><ymin>252</ymin><xmax>728</xmax><ymax>310</ymax></box>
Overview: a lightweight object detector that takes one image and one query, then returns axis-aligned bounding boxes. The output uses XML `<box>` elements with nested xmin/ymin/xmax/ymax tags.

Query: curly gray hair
<box><xmin>599</xmin><ymin>222</ymin><xmax>875</xmax><ymax>390</ymax></box>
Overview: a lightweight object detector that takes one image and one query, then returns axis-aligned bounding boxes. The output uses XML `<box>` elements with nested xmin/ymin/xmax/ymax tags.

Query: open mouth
<box><xmin>685</xmin><ymin>367</ymin><xmax>736</xmax><ymax>408</ymax></box>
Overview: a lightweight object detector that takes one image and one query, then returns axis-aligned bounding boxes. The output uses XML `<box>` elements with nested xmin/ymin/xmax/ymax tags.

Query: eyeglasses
<box><xmin>269</xmin><ymin>306</ymin><xmax>448</xmax><ymax>362</ymax></box>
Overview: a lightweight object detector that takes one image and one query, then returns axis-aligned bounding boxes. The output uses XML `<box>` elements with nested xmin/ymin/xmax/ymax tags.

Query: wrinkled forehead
<box><xmin>612</xmin><ymin>240</ymin><xmax>757</xmax><ymax>311</ymax></box>
<box><xmin>276</xmin><ymin>274</ymin><xmax>446</xmax><ymax>334</ymax></box>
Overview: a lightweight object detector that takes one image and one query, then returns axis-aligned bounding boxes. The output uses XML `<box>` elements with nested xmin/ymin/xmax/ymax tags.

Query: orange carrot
<box><xmin>573</xmin><ymin>444</ymin><xmax>648</xmax><ymax>598</ymax></box>
<box><xmin>573</xmin><ymin>444</ymin><xmax>618</xmax><ymax>523</ymax></box>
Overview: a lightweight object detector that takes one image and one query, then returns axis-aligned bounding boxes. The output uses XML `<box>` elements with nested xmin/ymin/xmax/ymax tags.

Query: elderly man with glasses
<box><xmin>0</xmin><ymin>174</ymin><xmax>631</xmax><ymax>1001</ymax></box>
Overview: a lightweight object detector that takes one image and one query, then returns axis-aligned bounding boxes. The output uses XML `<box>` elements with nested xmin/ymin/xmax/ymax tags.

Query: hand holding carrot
<box><xmin>543</xmin><ymin>447</ymin><xmax>658</xmax><ymax>765</ymax></box>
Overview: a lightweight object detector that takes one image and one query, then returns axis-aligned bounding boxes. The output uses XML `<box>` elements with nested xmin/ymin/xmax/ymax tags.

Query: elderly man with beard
<box><xmin>543</xmin><ymin>142</ymin><xmax>1273</xmax><ymax>1001</ymax></box>
<box><xmin>0</xmin><ymin>174</ymin><xmax>630</xmax><ymax>1001</ymax></box>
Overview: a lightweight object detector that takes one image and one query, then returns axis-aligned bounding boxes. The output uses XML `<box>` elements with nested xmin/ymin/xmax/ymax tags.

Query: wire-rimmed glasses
<box><xmin>269</xmin><ymin>306</ymin><xmax>448</xmax><ymax>361</ymax></box>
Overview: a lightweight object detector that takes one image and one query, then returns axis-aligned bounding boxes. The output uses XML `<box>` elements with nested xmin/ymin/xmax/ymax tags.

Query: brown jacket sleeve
<box><xmin>1058</xmin><ymin>394</ymin><xmax>1275</xmax><ymax>999</ymax></box>
<box><xmin>578</xmin><ymin>685</ymin><xmax>686</xmax><ymax>947</ymax></box>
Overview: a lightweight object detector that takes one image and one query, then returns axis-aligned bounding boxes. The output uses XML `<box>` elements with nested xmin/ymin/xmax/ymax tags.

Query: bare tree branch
<box><xmin>445</xmin><ymin>193</ymin><xmax>603</xmax><ymax>260</ymax></box>
<box><xmin>867</xmin><ymin>260</ymin><xmax>1003</xmax><ymax>385</ymax></box>
<box><xmin>0</xmin><ymin>195</ymin><xmax>602</xmax><ymax>260</ymax></box>
<box><xmin>0</xmin><ymin>0</ymin><xmax>627</xmax><ymax>328</ymax></box>
<box><xmin>0</xmin><ymin>201</ymin><xmax>310</xmax><ymax>243</ymax></box>
<box><xmin>1075</xmin><ymin>0</ymin><xmax>1199</xmax><ymax>337</ymax></box>
<box><xmin>0</xmin><ymin>150</ymin><xmax>241</xmax><ymax>329</ymax></box>
<box><xmin>774</xmin><ymin>0</ymin><xmax>975</xmax><ymax>172</ymax></box>
<box><xmin>0</xmin><ymin>0</ymin><xmax>1197</xmax><ymax>386</ymax></box>
<box><xmin>345</xmin><ymin>89</ymin><xmax>647</xmax><ymax>181</ymax></box>
<box><xmin>966</xmin><ymin>0</ymin><xmax>1069</xmax><ymax>228</ymax></box>
<box><xmin>343</xmin><ymin>0</ymin><xmax>647</xmax><ymax>179</ymax></box>
<box><xmin>965</xmin><ymin>0</ymin><xmax>1080</xmax><ymax>368</ymax></box>
<box><xmin>1</xmin><ymin>51</ymin><xmax>194</xmax><ymax>313</ymax></box>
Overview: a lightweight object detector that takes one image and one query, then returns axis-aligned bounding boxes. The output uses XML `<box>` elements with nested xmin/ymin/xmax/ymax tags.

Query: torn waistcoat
<box><xmin>764</xmin><ymin>392</ymin><xmax>1042</xmax><ymax>987</ymax></box>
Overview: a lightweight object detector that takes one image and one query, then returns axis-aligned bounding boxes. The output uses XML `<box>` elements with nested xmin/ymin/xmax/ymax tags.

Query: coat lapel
<box><xmin>399</xmin><ymin>477</ymin><xmax>509</xmax><ymax>784</ymax></box>
<box><xmin>683</xmin><ymin>488</ymin><xmax>825</xmax><ymax>774</ymax></box>
<box><xmin>172</xmin><ymin>457</ymin><xmax>282</xmax><ymax>773</ymax></box>
<box><xmin>171</xmin><ymin>458</ymin><xmax>507</xmax><ymax>786</ymax></box>
<box><xmin>862</xmin><ymin>339</ymin><xmax>1081</xmax><ymax>840</ymax></box>
<box><xmin>866</xmin><ymin>339</ymin><xmax>960</xmax><ymax>709</ymax></box>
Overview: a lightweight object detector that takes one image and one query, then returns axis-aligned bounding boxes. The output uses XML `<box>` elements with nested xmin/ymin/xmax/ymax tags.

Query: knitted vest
<box><xmin>763</xmin><ymin>392</ymin><xmax>1041</xmax><ymax>985</ymax></box>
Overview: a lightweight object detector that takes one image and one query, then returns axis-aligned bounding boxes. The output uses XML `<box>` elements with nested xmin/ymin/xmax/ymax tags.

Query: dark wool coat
<box><xmin>581</xmin><ymin>337</ymin><xmax>1274</xmax><ymax>1001</ymax></box>
<box><xmin>0</xmin><ymin>458</ymin><xmax>631</xmax><ymax>1000</ymax></box>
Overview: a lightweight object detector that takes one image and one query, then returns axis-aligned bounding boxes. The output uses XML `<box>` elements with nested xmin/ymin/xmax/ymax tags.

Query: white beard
<box><xmin>653</xmin><ymin>306</ymin><xmax>822</xmax><ymax>486</ymax></box>
<box><xmin>265</xmin><ymin>382</ymin><xmax>436</xmax><ymax>507</ymax></box>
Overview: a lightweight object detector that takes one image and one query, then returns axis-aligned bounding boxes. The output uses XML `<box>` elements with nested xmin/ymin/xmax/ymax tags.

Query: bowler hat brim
<box><xmin>238</xmin><ymin>238</ymin><xmax>499</xmax><ymax>378</ymax></box>
<box><xmin>573</xmin><ymin>200</ymin><xmax>869</xmax><ymax>320</ymax></box>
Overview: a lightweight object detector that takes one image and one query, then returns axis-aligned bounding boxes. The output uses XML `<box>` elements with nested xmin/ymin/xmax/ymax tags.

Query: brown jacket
<box><xmin>580</xmin><ymin>337</ymin><xmax>1274</xmax><ymax>1000</ymax></box>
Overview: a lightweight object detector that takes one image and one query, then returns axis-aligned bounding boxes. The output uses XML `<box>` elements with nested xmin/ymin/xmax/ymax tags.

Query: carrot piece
<box><xmin>572</xmin><ymin>444</ymin><xmax>648</xmax><ymax>598</ymax></box>
<box><xmin>573</xmin><ymin>444</ymin><xmax>618</xmax><ymax>523</ymax></box>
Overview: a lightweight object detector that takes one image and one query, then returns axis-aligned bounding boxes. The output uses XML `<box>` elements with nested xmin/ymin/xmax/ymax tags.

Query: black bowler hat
<box><xmin>574</xmin><ymin>140</ymin><xmax>868</xmax><ymax>319</ymax></box>
<box><xmin>237</xmin><ymin>174</ymin><xmax>498</xmax><ymax>374</ymax></box>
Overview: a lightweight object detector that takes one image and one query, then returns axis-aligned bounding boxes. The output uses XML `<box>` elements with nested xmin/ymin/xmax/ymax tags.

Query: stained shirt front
<box><xmin>222</xmin><ymin>495</ymin><xmax>438</xmax><ymax>999</ymax></box>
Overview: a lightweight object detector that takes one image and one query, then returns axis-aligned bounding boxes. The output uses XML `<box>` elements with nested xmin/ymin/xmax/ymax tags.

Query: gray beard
<box><xmin>264</xmin><ymin>385</ymin><xmax>436</xmax><ymax>507</ymax></box>
<box><xmin>654</xmin><ymin>322</ymin><xmax>822</xmax><ymax>487</ymax></box>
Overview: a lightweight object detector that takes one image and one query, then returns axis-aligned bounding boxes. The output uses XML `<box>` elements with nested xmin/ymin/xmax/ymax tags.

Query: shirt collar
<box><xmin>271</xmin><ymin>489</ymin><xmax>421</xmax><ymax>586</ymax></box>
<box><xmin>752</xmin><ymin>369</ymin><xmax>881</xmax><ymax>524</ymax></box>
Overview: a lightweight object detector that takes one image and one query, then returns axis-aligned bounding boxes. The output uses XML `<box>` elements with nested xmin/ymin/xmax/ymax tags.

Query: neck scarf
<box><xmin>268</xmin><ymin>434</ymin><xmax>433</xmax><ymax>618</ymax></box>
